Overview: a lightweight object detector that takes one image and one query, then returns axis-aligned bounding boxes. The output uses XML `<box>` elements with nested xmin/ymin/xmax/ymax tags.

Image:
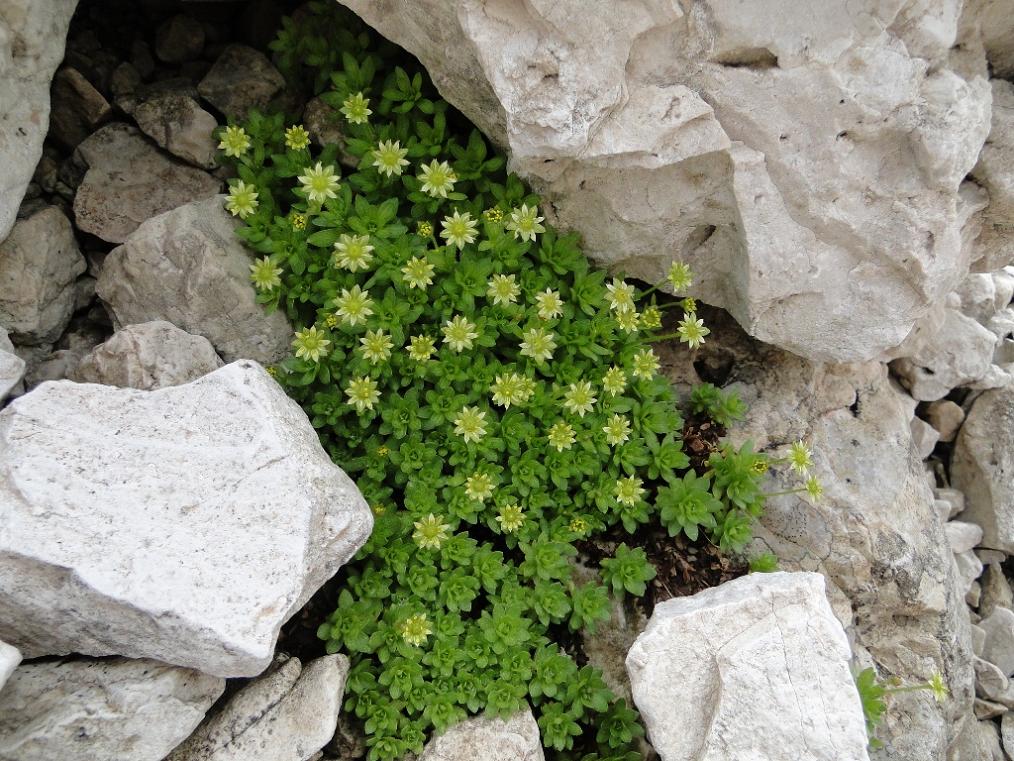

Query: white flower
<box><xmin>520</xmin><ymin>327</ymin><xmax>556</xmax><ymax>363</ymax></box>
<box><xmin>453</xmin><ymin>406</ymin><xmax>488</xmax><ymax>443</ymax></box>
<box><xmin>487</xmin><ymin>274</ymin><xmax>521</xmax><ymax>306</ymax></box>
<box><xmin>602</xmin><ymin>414</ymin><xmax>631</xmax><ymax>446</ymax></box>
<box><xmin>505</xmin><ymin>203</ymin><xmax>545</xmax><ymax>242</ymax></box>
<box><xmin>535</xmin><ymin>288</ymin><xmax>564</xmax><ymax>320</ymax></box>
<box><xmin>401</xmin><ymin>256</ymin><xmax>435</xmax><ymax>289</ymax></box>
<box><xmin>334</xmin><ymin>284</ymin><xmax>374</xmax><ymax>326</ymax></box>
<box><xmin>606</xmin><ymin>278</ymin><xmax>636</xmax><ymax>313</ymax></box>
<box><xmin>417</xmin><ymin>159</ymin><xmax>457</xmax><ymax>198</ymax></box>
<box><xmin>345</xmin><ymin>375</ymin><xmax>380</xmax><ymax>412</ymax></box>
<box><xmin>677</xmin><ymin>313</ymin><xmax>710</xmax><ymax>349</ymax></box>
<box><xmin>360</xmin><ymin>329</ymin><xmax>394</xmax><ymax>364</ymax></box>
<box><xmin>297</xmin><ymin>162</ymin><xmax>341</xmax><ymax>204</ymax></box>
<box><xmin>615</xmin><ymin>476</ymin><xmax>645</xmax><ymax>506</ymax></box>
<box><xmin>407</xmin><ymin>335</ymin><xmax>436</xmax><ymax>362</ymax></box>
<box><xmin>225</xmin><ymin>180</ymin><xmax>259</xmax><ymax>219</ymax></box>
<box><xmin>371</xmin><ymin>139</ymin><xmax>409</xmax><ymax>177</ymax></box>
<box><xmin>341</xmin><ymin>92</ymin><xmax>372</xmax><ymax>124</ymax></box>
<box><xmin>249</xmin><ymin>256</ymin><xmax>281</xmax><ymax>291</ymax></box>
<box><xmin>631</xmin><ymin>348</ymin><xmax>659</xmax><ymax>379</ymax></box>
<box><xmin>547</xmin><ymin>421</ymin><xmax>576</xmax><ymax>452</ymax></box>
<box><xmin>440</xmin><ymin>210</ymin><xmax>478</xmax><ymax>249</ymax></box>
<box><xmin>442</xmin><ymin>315</ymin><xmax>479</xmax><ymax>352</ymax></box>
<box><xmin>563</xmin><ymin>381</ymin><xmax>597</xmax><ymax>418</ymax></box>
<box><xmin>464</xmin><ymin>472</ymin><xmax>495</xmax><ymax>502</ymax></box>
<box><xmin>333</xmin><ymin>234</ymin><xmax>374</xmax><ymax>272</ymax></box>
<box><xmin>602</xmin><ymin>366</ymin><xmax>627</xmax><ymax>396</ymax></box>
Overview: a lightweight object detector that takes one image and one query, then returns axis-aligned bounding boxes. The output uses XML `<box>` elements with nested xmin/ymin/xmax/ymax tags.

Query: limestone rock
<box><xmin>73</xmin><ymin>321</ymin><xmax>223</xmax><ymax>389</ymax></box>
<box><xmin>1003</xmin><ymin>712</ymin><xmax>1014</xmax><ymax>758</ymax></box>
<box><xmin>49</xmin><ymin>67</ymin><xmax>111</xmax><ymax>149</ymax></box>
<box><xmin>0</xmin><ymin>361</ymin><xmax>373</xmax><ymax>677</ymax></box>
<box><xmin>0</xmin><ymin>205</ymin><xmax>86</xmax><ymax>345</ymax></box>
<box><xmin>980</xmin><ymin>608</ymin><xmax>1014</xmax><ymax>677</ymax></box>
<box><xmin>167</xmin><ymin>654</ymin><xmax>349</xmax><ymax>761</ymax></box>
<box><xmin>626</xmin><ymin>572</ymin><xmax>869</xmax><ymax>761</ymax></box>
<box><xmin>980</xmin><ymin>565</ymin><xmax>1014</xmax><ymax>619</ymax></box>
<box><xmin>418</xmin><ymin>711</ymin><xmax>543</xmax><ymax>761</ymax></box>
<box><xmin>925</xmin><ymin>400</ymin><xmax>965</xmax><ymax>442</ymax></box>
<box><xmin>341</xmin><ymin>0</ymin><xmax>992</xmax><ymax>363</ymax></box>
<box><xmin>198</xmin><ymin>45</ymin><xmax>284</xmax><ymax>120</ymax></box>
<box><xmin>155</xmin><ymin>14</ymin><xmax>205</xmax><ymax>64</ymax></box>
<box><xmin>952</xmin><ymin>387</ymin><xmax>1014</xmax><ymax>553</ymax></box>
<box><xmin>964</xmin><ymin>0</ymin><xmax>1014</xmax><ymax>79</ymax></box>
<box><xmin>134</xmin><ymin>93</ymin><xmax>218</xmax><ymax>169</ymax></box>
<box><xmin>97</xmin><ymin>196</ymin><xmax>292</xmax><ymax>364</ymax></box>
<box><xmin>0</xmin><ymin>0</ymin><xmax>79</xmax><ymax>243</ymax></box>
<box><xmin>0</xmin><ymin>640</ymin><xmax>19</xmax><ymax>691</ymax></box>
<box><xmin>969</xmin><ymin>79</ymin><xmax>1014</xmax><ymax>272</ymax></box>
<box><xmin>891</xmin><ymin>306</ymin><xmax>1000</xmax><ymax>401</ymax></box>
<box><xmin>946</xmin><ymin>522</ymin><xmax>984</xmax><ymax>554</ymax></box>
<box><xmin>911</xmin><ymin>416</ymin><xmax>939</xmax><ymax>459</ymax></box>
<box><xmin>667</xmin><ymin>316</ymin><xmax>973</xmax><ymax>761</ymax></box>
<box><xmin>0</xmin><ymin>329</ymin><xmax>24</xmax><ymax>402</ymax></box>
<box><xmin>73</xmin><ymin>123</ymin><xmax>220</xmax><ymax>244</ymax></box>
<box><xmin>950</xmin><ymin>717</ymin><xmax>1005</xmax><ymax>761</ymax></box>
<box><xmin>0</xmin><ymin>657</ymin><xmax>223</xmax><ymax>761</ymax></box>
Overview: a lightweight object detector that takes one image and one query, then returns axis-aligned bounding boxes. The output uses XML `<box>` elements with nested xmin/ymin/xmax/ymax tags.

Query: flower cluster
<box><xmin>222</xmin><ymin>7</ymin><xmax>785</xmax><ymax>760</ymax></box>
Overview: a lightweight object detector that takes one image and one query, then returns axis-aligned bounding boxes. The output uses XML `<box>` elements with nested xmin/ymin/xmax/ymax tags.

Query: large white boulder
<box><xmin>0</xmin><ymin>329</ymin><xmax>24</xmax><ymax>403</ymax></box>
<box><xmin>167</xmin><ymin>654</ymin><xmax>349</xmax><ymax>761</ymax></box>
<box><xmin>97</xmin><ymin>196</ymin><xmax>292</xmax><ymax>364</ymax></box>
<box><xmin>951</xmin><ymin>386</ymin><xmax>1014</xmax><ymax>555</ymax></box>
<box><xmin>72</xmin><ymin>321</ymin><xmax>223</xmax><ymax>390</ymax></box>
<box><xmin>0</xmin><ymin>360</ymin><xmax>373</xmax><ymax>677</ymax></box>
<box><xmin>0</xmin><ymin>640</ymin><xmax>19</xmax><ymax>692</ymax></box>
<box><xmin>341</xmin><ymin>0</ymin><xmax>992</xmax><ymax>363</ymax></box>
<box><xmin>626</xmin><ymin>572</ymin><xmax>869</xmax><ymax>761</ymax></box>
<box><xmin>0</xmin><ymin>0</ymin><xmax>79</xmax><ymax>243</ymax></box>
<box><xmin>418</xmin><ymin>710</ymin><xmax>544</xmax><ymax>761</ymax></box>
<box><xmin>0</xmin><ymin>657</ymin><xmax>223</xmax><ymax>761</ymax></box>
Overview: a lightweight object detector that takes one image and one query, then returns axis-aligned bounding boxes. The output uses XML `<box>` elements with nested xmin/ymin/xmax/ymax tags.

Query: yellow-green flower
<box><xmin>602</xmin><ymin>366</ymin><xmax>627</xmax><ymax>396</ymax></box>
<box><xmin>292</xmin><ymin>326</ymin><xmax>330</xmax><ymax>363</ymax></box>
<box><xmin>217</xmin><ymin>125</ymin><xmax>250</xmax><ymax>157</ymax></box>
<box><xmin>487</xmin><ymin>274</ymin><xmax>521</xmax><ymax>306</ymax></box>
<box><xmin>535</xmin><ymin>288</ymin><xmax>564</xmax><ymax>320</ymax></box>
<box><xmin>249</xmin><ymin>256</ymin><xmax>282</xmax><ymax>292</ymax></box>
<box><xmin>398</xmin><ymin>613</ymin><xmax>431</xmax><ymax>646</ymax></box>
<box><xmin>568</xmin><ymin>517</ymin><xmax>588</xmax><ymax>535</ymax></box>
<box><xmin>453</xmin><ymin>406</ymin><xmax>488</xmax><ymax>443</ymax></box>
<box><xmin>505</xmin><ymin>203</ymin><xmax>545</xmax><ymax>243</ymax></box>
<box><xmin>682</xmin><ymin>297</ymin><xmax>697</xmax><ymax>313</ymax></box>
<box><xmin>290</xmin><ymin>212</ymin><xmax>307</xmax><ymax>230</ymax></box>
<box><xmin>520</xmin><ymin>327</ymin><xmax>556</xmax><ymax>363</ymax></box>
<box><xmin>490</xmin><ymin>372</ymin><xmax>531</xmax><ymax>409</ymax></box>
<box><xmin>484</xmin><ymin>207</ymin><xmax>504</xmax><ymax>223</ymax></box>
<box><xmin>416</xmin><ymin>220</ymin><xmax>433</xmax><ymax>238</ymax></box>
<box><xmin>360</xmin><ymin>329</ymin><xmax>393</xmax><ymax>364</ymax></box>
<box><xmin>615</xmin><ymin>309</ymin><xmax>640</xmax><ymax>334</ymax></box>
<box><xmin>413</xmin><ymin>513</ymin><xmax>451</xmax><ymax>550</ymax></box>
<box><xmin>417</xmin><ymin>159</ymin><xmax>457</xmax><ymax>198</ymax></box>
<box><xmin>603</xmin><ymin>414</ymin><xmax>631</xmax><ymax>446</ymax></box>
<box><xmin>641</xmin><ymin>305</ymin><xmax>662</xmax><ymax>330</ymax></box>
<box><xmin>225</xmin><ymin>180</ymin><xmax>259</xmax><ymax>219</ymax></box>
<box><xmin>341</xmin><ymin>92</ymin><xmax>372</xmax><ymax>125</ymax></box>
<box><xmin>677</xmin><ymin>312</ymin><xmax>710</xmax><ymax>349</ymax></box>
<box><xmin>788</xmin><ymin>441</ymin><xmax>813</xmax><ymax>474</ymax></box>
<box><xmin>563</xmin><ymin>381</ymin><xmax>597</xmax><ymax>418</ymax></box>
<box><xmin>334</xmin><ymin>284</ymin><xmax>374</xmax><ymax>327</ymax></box>
<box><xmin>371</xmin><ymin>139</ymin><xmax>409</xmax><ymax>177</ymax></box>
<box><xmin>805</xmin><ymin>476</ymin><xmax>823</xmax><ymax>501</ymax></box>
<box><xmin>284</xmin><ymin>124</ymin><xmax>310</xmax><ymax>150</ymax></box>
<box><xmin>496</xmin><ymin>503</ymin><xmax>525</xmax><ymax>533</ymax></box>
<box><xmin>440</xmin><ymin>210</ymin><xmax>478</xmax><ymax>249</ymax></box>
<box><xmin>333</xmin><ymin>234</ymin><xmax>374</xmax><ymax>272</ymax></box>
<box><xmin>298</xmin><ymin>162</ymin><xmax>341</xmax><ymax>204</ymax></box>
<box><xmin>928</xmin><ymin>673</ymin><xmax>948</xmax><ymax>703</ymax></box>
<box><xmin>606</xmin><ymin>278</ymin><xmax>636</xmax><ymax>313</ymax></box>
<box><xmin>401</xmin><ymin>256</ymin><xmax>435</xmax><ymax>289</ymax></box>
<box><xmin>668</xmin><ymin>261</ymin><xmax>693</xmax><ymax>291</ymax></box>
<box><xmin>465</xmin><ymin>472</ymin><xmax>495</xmax><ymax>502</ymax></box>
<box><xmin>324</xmin><ymin>314</ymin><xmax>339</xmax><ymax>328</ymax></box>
<box><xmin>442</xmin><ymin>315</ymin><xmax>478</xmax><ymax>352</ymax></box>
<box><xmin>632</xmin><ymin>348</ymin><xmax>659</xmax><ymax>379</ymax></box>
<box><xmin>407</xmin><ymin>335</ymin><xmax>436</xmax><ymax>362</ymax></box>
<box><xmin>615</xmin><ymin>475</ymin><xmax>645</xmax><ymax>506</ymax></box>
<box><xmin>547</xmin><ymin>420</ymin><xmax>576</xmax><ymax>452</ymax></box>
<box><xmin>345</xmin><ymin>375</ymin><xmax>380</xmax><ymax>412</ymax></box>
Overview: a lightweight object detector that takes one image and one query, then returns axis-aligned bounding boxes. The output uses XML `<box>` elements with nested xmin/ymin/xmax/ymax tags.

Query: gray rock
<box><xmin>0</xmin><ymin>206</ymin><xmax>86</xmax><ymax>344</ymax></box>
<box><xmin>73</xmin><ymin>321</ymin><xmax>223</xmax><ymax>390</ymax></box>
<box><xmin>627</xmin><ymin>572</ymin><xmax>869</xmax><ymax>761</ymax></box>
<box><xmin>0</xmin><ymin>0</ymin><xmax>79</xmax><ymax>243</ymax></box>
<box><xmin>973</xmin><ymin>698</ymin><xmax>1007</xmax><ymax>720</ymax></box>
<box><xmin>134</xmin><ymin>93</ymin><xmax>218</xmax><ymax>169</ymax></box>
<box><xmin>24</xmin><ymin>348</ymin><xmax>87</xmax><ymax>388</ymax></box>
<box><xmin>911</xmin><ymin>416</ymin><xmax>940</xmax><ymax>459</ymax></box>
<box><xmin>936</xmin><ymin>488</ymin><xmax>967</xmax><ymax>519</ymax></box>
<box><xmin>1003</xmin><ymin>712</ymin><xmax>1014</xmax><ymax>758</ymax></box>
<box><xmin>975</xmin><ymin>656</ymin><xmax>1009</xmax><ymax>701</ymax></box>
<box><xmin>0</xmin><ymin>329</ymin><xmax>25</xmax><ymax>403</ymax></box>
<box><xmin>198</xmin><ymin>45</ymin><xmax>284</xmax><ymax>120</ymax></box>
<box><xmin>49</xmin><ymin>67</ymin><xmax>111</xmax><ymax>149</ymax></box>
<box><xmin>418</xmin><ymin>711</ymin><xmax>543</xmax><ymax>761</ymax></box>
<box><xmin>950</xmin><ymin>717</ymin><xmax>1005</xmax><ymax>761</ymax></box>
<box><xmin>0</xmin><ymin>361</ymin><xmax>373</xmax><ymax>677</ymax></box>
<box><xmin>981</xmin><ymin>608</ymin><xmax>1014</xmax><ymax>676</ymax></box>
<box><xmin>73</xmin><ymin>123</ymin><xmax>220</xmax><ymax>244</ymax></box>
<box><xmin>167</xmin><ymin>654</ymin><xmax>349</xmax><ymax>761</ymax></box>
<box><xmin>968</xmin><ymin>79</ymin><xmax>1014</xmax><ymax>273</ymax></box>
<box><xmin>955</xmin><ymin>550</ymin><xmax>986</xmax><ymax>602</ymax></box>
<box><xmin>97</xmin><ymin>196</ymin><xmax>292</xmax><ymax>364</ymax></box>
<box><xmin>952</xmin><ymin>387</ymin><xmax>1014</xmax><ymax>553</ymax></box>
<box><xmin>155</xmin><ymin>14</ymin><xmax>205</xmax><ymax>64</ymax></box>
<box><xmin>0</xmin><ymin>640</ymin><xmax>19</xmax><ymax>692</ymax></box>
<box><xmin>980</xmin><ymin>564</ymin><xmax>1014</xmax><ymax>619</ymax></box>
<box><xmin>925</xmin><ymin>400</ymin><xmax>965</xmax><ymax>442</ymax></box>
<box><xmin>0</xmin><ymin>657</ymin><xmax>223</xmax><ymax>761</ymax></box>
<box><xmin>946</xmin><ymin>521</ymin><xmax>984</xmax><ymax>554</ymax></box>
<box><xmin>973</xmin><ymin>625</ymin><xmax>987</xmax><ymax>657</ymax></box>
